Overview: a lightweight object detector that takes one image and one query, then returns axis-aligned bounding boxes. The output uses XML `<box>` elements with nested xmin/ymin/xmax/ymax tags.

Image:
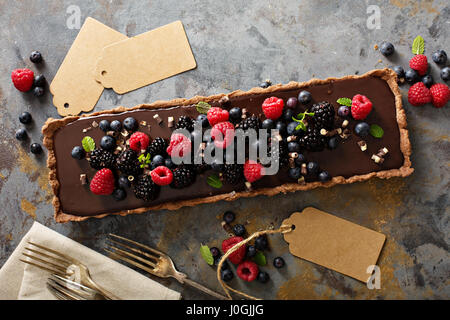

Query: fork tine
<box><xmin>20</xmin><ymin>252</ymin><xmax>68</xmax><ymax>275</ymax></box>
<box><xmin>104</xmin><ymin>248</ymin><xmax>158</xmax><ymax>276</ymax></box>
<box><xmin>108</xmin><ymin>234</ymin><xmax>163</xmax><ymax>257</ymax></box>
<box><xmin>105</xmin><ymin>243</ymin><xmax>157</xmax><ymax>268</ymax></box>
<box><xmin>106</xmin><ymin>238</ymin><xmax>159</xmax><ymax>262</ymax></box>
<box><xmin>19</xmin><ymin>258</ymin><xmax>66</xmax><ymax>277</ymax></box>
<box><xmin>47</xmin><ymin>283</ymin><xmax>71</xmax><ymax>300</ymax></box>
<box><xmin>50</xmin><ymin>274</ymin><xmax>99</xmax><ymax>296</ymax></box>
<box><xmin>27</xmin><ymin>241</ymin><xmax>76</xmax><ymax>264</ymax></box>
<box><xmin>47</xmin><ymin>278</ymin><xmax>86</xmax><ymax>300</ymax></box>
<box><xmin>24</xmin><ymin>247</ymin><xmax>72</xmax><ymax>268</ymax></box>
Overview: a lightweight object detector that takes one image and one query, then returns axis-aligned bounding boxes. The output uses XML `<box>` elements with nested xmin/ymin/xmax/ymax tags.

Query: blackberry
<box><xmin>171</xmin><ymin>166</ymin><xmax>196</xmax><ymax>189</ymax></box>
<box><xmin>175</xmin><ymin>115</ymin><xmax>195</xmax><ymax>132</ymax></box>
<box><xmin>147</xmin><ymin>137</ymin><xmax>167</xmax><ymax>156</ymax></box>
<box><xmin>116</xmin><ymin>149</ymin><xmax>141</xmax><ymax>176</ymax></box>
<box><xmin>88</xmin><ymin>148</ymin><xmax>116</xmax><ymax>169</ymax></box>
<box><xmin>238</xmin><ymin>114</ymin><xmax>261</xmax><ymax>131</ymax></box>
<box><xmin>299</xmin><ymin>127</ymin><xmax>327</xmax><ymax>152</ymax></box>
<box><xmin>133</xmin><ymin>174</ymin><xmax>160</xmax><ymax>202</ymax></box>
<box><xmin>310</xmin><ymin>101</ymin><xmax>335</xmax><ymax>129</ymax></box>
<box><xmin>223</xmin><ymin>164</ymin><xmax>244</xmax><ymax>185</ymax></box>
<box><xmin>269</xmin><ymin>139</ymin><xmax>289</xmax><ymax>167</ymax></box>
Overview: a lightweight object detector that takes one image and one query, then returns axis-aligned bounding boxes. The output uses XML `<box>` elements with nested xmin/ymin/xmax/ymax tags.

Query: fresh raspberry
<box><xmin>89</xmin><ymin>168</ymin><xmax>115</xmax><ymax>195</ymax></box>
<box><xmin>236</xmin><ymin>261</ymin><xmax>259</xmax><ymax>282</ymax></box>
<box><xmin>166</xmin><ymin>133</ymin><xmax>191</xmax><ymax>157</ymax></box>
<box><xmin>128</xmin><ymin>132</ymin><xmax>150</xmax><ymax>152</ymax></box>
<box><xmin>408</xmin><ymin>82</ymin><xmax>432</xmax><ymax>106</ymax></box>
<box><xmin>211</xmin><ymin>121</ymin><xmax>235</xmax><ymax>149</ymax></box>
<box><xmin>262</xmin><ymin>97</ymin><xmax>284</xmax><ymax>120</ymax></box>
<box><xmin>222</xmin><ymin>236</ymin><xmax>246</xmax><ymax>265</ymax></box>
<box><xmin>11</xmin><ymin>68</ymin><xmax>34</xmax><ymax>92</ymax></box>
<box><xmin>409</xmin><ymin>54</ymin><xmax>428</xmax><ymax>76</ymax></box>
<box><xmin>207</xmin><ymin>107</ymin><xmax>229</xmax><ymax>126</ymax></box>
<box><xmin>243</xmin><ymin>160</ymin><xmax>265</xmax><ymax>183</ymax></box>
<box><xmin>429</xmin><ymin>83</ymin><xmax>449</xmax><ymax>108</ymax></box>
<box><xmin>351</xmin><ymin>94</ymin><xmax>373</xmax><ymax>120</ymax></box>
<box><xmin>150</xmin><ymin>166</ymin><xmax>173</xmax><ymax>186</ymax></box>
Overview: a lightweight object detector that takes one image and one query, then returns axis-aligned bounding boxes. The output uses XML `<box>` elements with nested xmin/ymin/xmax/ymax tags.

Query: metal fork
<box><xmin>105</xmin><ymin>234</ymin><xmax>229</xmax><ymax>300</ymax></box>
<box><xmin>47</xmin><ymin>274</ymin><xmax>106</xmax><ymax>300</ymax></box>
<box><xmin>20</xmin><ymin>241</ymin><xmax>119</xmax><ymax>300</ymax></box>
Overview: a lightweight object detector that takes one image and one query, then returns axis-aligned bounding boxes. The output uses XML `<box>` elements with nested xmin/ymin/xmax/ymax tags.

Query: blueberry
<box><xmin>288</xmin><ymin>167</ymin><xmax>301</xmax><ymax>180</ymax></box>
<box><xmin>259</xmin><ymin>80</ymin><xmax>271</xmax><ymax>88</ymax></box>
<box><xmin>283</xmin><ymin>108</ymin><xmax>295</xmax><ymax>122</ymax></box>
<box><xmin>211</xmin><ymin>159</ymin><xmax>223</xmax><ymax>172</ymax></box>
<box><xmin>15</xmin><ymin>128</ymin><xmax>28</xmax><ymax>141</ymax></box>
<box><xmin>405</xmin><ymin>68</ymin><xmax>419</xmax><ymax>84</ymax></box>
<box><xmin>164</xmin><ymin>158</ymin><xmax>176</xmax><ymax>169</ymax></box>
<box><xmin>337</xmin><ymin>105</ymin><xmax>350</xmax><ymax>117</ymax></box>
<box><xmin>287</xmin><ymin>141</ymin><xmax>300</xmax><ymax>153</ymax></box>
<box><xmin>233</xmin><ymin>224</ymin><xmax>246</xmax><ymax>237</ymax></box>
<box><xmin>355</xmin><ymin>122</ymin><xmax>370</xmax><ymax>137</ymax></box>
<box><xmin>33</xmin><ymin>86</ymin><xmax>44</xmax><ymax>97</ymax></box>
<box><xmin>221</xmin><ymin>268</ymin><xmax>234</xmax><ymax>282</ymax></box>
<box><xmin>286</xmin><ymin>97</ymin><xmax>298</xmax><ymax>109</ymax></box>
<box><xmin>262</xmin><ymin>119</ymin><xmax>275</xmax><ymax>130</ymax></box>
<box><xmin>294</xmin><ymin>153</ymin><xmax>306</xmax><ymax>166</ymax></box>
<box><xmin>210</xmin><ymin>247</ymin><xmax>221</xmax><ymax>260</ymax></box>
<box><xmin>19</xmin><ymin>112</ymin><xmax>32</xmax><ymax>124</ymax></box>
<box><xmin>393</xmin><ymin>66</ymin><xmax>405</xmax><ymax>79</ymax></box>
<box><xmin>110</xmin><ymin>120</ymin><xmax>122</xmax><ymax>132</ymax></box>
<box><xmin>229</xmin><ymin>107</ymin><xmax>242</xmax><ymax>122</ymax></box>
<box><xmin>203</xmin><ymin>131</ymin><xmax>213</xmax><ymax>142</ymax></box>
<box><xmin>273</xmin><ymin>257</ymin><xmax>285</xmax><ymax>268</ymax></box>
<box><xmin>257</xmin><ymin>271</ymin><xmax>270</xmax><ymax>283</ymax></box>
<box><xmin>254</xmin><ymin>235</ymin><xmax>268</xmax><ymax>250</ymax></box>
<box><xmin>223</xmin><ymin>211</ymin><xmax>235</xmax><ymax>224</ymax></box>
<box><xmin>71</xmin><ymin>146</ymin><xmax>85</xmax><ymax>160</ymax></box>
<box><xmin>100</xmin><ymin>135</ymin><xmax>116</xmax><ymax>151</ymax></box>
<box><xmin>151</xmin><ymin>155</ymin><xmax>165</xmax><ymax>169</ymax></box>
<box><xmin>287</xmin><ymin>121</ymin><xmax>303</xmax><ymax>136</ymax></box>
<box><xmin>123</xmin><ymin>117</ymin><xmax>138</xmax><ymax>131</ymax></box>
<box><xmin>29</xmin><ymin>51</ymin><xmax>43</xmax><ymax>63</ymax></box>
<box><xmin>306</xmin><ymin>162</ymin><xmax>319</xmax><ymax>175</ymax></box>
<box><xmin>246</xmin><ymin>245</ymin><xmax>257</xmax><ymax>258</ymax></box>
<box><xmin>327</xmin><ymin>136</ymin><xmax>339</xmax><ymax>149</ymax></box>
<box><xmin>30</xmin><ymin>143</ymin><xmax>42</xmax><ymax>154</ymax></box>
<box><xmin>196</xmin><ymin>114</ymin><xmax>209</xmax><ymax>127</ymax></box>
<box><xmin>380</xmin><ymin>42</ymin><xmax>394</xmax><ymax>56</ymax></box>
<box><xmin>441</xmin><ymin>67</ymin><xmax>450</xmax><ymax>82</ymax></box>
<box><xmin>298</xmin><ymin>90</ymin><xmax>312</xmax><ymax>104</ymax></box>
<box><xmin>275</xmin><ymin>121</ymin><xmax>287</xmax><ymax>136</ymax></box>
<box><xmin>98</xmin><ymin>119</ymin><xmax>110</xmax><ymax>132</ymax></box>
<box><xmin>421</xmin><ymin>75</ymin><xmax>433</xmax><ymax>88</ymax></box>
<box><xmin>118</xmin><ymin>175</ymin><xmax>131</xmax><ymax>189</ymax></box>
<box><xmin>432</xmin><ymin>50</ymin><xmax>447</xmax><ymax>65</ymax></box>
<box><xmin>220</xmin><ymin>260</ymin><xmax>230</xmax><ymax>271</ymax></box>
<box><xmin>112</xmin><ymin>188</ymin><xmax>127</xmax><ymax>201</ymax></box>
<box><xmin>318</xmin><ymin>171</ymin><xmax>331</xmax><ymax>182</ymax></box>
<box><xmin>33</xmin><ymin>74</ymin><xmax>46</xmax><ymax>87</ymax></box>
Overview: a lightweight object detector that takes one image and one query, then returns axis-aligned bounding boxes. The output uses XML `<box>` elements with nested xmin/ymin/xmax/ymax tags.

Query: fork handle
<box><xmin>182</xmin><ymin>278</ymin><xmax>229</xmax><ymax>300</ymax></box>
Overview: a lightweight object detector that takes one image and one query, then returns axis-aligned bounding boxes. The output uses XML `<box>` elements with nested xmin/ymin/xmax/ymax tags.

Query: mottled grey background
<box><xmin>0</xmin><ymin>0</ymin><xmax>449</xmax><ymax>299</ymax></box>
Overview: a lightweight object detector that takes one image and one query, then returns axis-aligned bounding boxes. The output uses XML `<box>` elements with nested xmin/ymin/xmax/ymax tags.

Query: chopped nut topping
<box><xmin>342</xmin><ymin>119</ymin><xmax>349</xmax><ymax>128</ymax></box>
<box><xmin>357</xmin><ymin>140</ymin><xmax>367</xmax><ymax>151</ymax></box>
<box><xmin>297</xmin><ymin>176</ymin><xmax>306</xmax><ymax>185</ymax></box>
<box><xmin>245</xmin><ymin>181</ymin><xmax>252</xmax><ymax>190</ymax></box>
<box><xmin>153</xmin><ymin>114</ymin><xmax>163</xmax><ymax>124</ymax></box>
<box><xmin>218</xmin><ymin>95</ymin><xmax>230</xmax><ymax>106</ymax></box>
<box><xmin>82</xmin><ymin>127</ymin><xmax>92</xmax><ymax>133</ymax></box>
<box><xmin>92</xmin><ymin>121</ymin><xmax>98</xmax><ymax>128</ymax></box>
<box><xmin>301</xmin><ymin>163</ymin><xmax>307</xmax><ymax>175</ymax></box>
<box><xmin>168</xmin><ymin>116</ymin><xmax>174</xmax><ymax>128</ymax></box>
<box><xmin>289</xmin><ymin>152</ymin><xmax>298</xmax><ymax>159</ymax></box>
<box><xmin>289</xmin><ymin>158</ymin><xmax>296</xmax><ymax>168</ymax></box>
<box><xmin>371</xmin><ymin>154</ymin><xmax>384</xmax><ymax>164</ymax></box>
<box><xmin>287</xmin><ymin>135</ymin><xmax>298</xmax><ymax>142</ymax></box>
<box><xmin>80</xmin><ymin>174</ymin><xmax>87</xmax><ymax>185</ymax></box>
<box><xmin>221</xmin><ymin>221</ymin><xmax>233</xmax><ymax>233</ymax></box>
<box><xmin>140</xmin><ymin>120</ymin><xmax>147</xmax><ymax>126</ymax></box>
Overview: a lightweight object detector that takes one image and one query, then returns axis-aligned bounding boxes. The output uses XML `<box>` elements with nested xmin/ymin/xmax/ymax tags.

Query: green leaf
<box><xmin>200</xmin><ymin>244</ymin><xmax>214</xmax><ymax>265</ymax></box>
<box><xmin>295</xmin><ymin>122</ymin><xmax>306</xmax><ymax>131</ymax></box>
<box><xmin>412</xmin><ymin>36</ymin><xmax>424</xmax><ymax>55</ymax></box>
<box><xmin>337</xmin><ymin>97</ymin><xmax>352</xmax><ymax>107</ymax></box>
<box><xmin>81</xmin><ymin>136</ymin><xmax>95</xmax><ymax>152</ymax></box>
<box><xmin>252</xmin><ymin>251</ymin><xmax>267</xmax><ymax>266</ymax></box>
<box><xmin>207</xmin><ymin>174</ymin><xmax>223</xmax><ymax>189</ymax></box>
<box><xmin>370</xmin><ymin>124</ymin><xmax>384</xmax><ymax>138</ymax></box>
<box><xmin>196</xmin><ymin>101</ymin><xmax>211</xmax><ymax>114</ymax></box>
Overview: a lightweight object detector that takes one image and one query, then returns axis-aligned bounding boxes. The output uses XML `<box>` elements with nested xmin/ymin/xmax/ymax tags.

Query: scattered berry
<box><xmin>170</xmin><ymin>166</ymin><xmax>196</xmax><ymax>189</ymax></box>
<box><xmin>229</xmin><ymin>107</ymin><xmax>242</xmax><ymax>122</ymax></box>
<box><xmin>259</xmin><ymin>80</ymin><xmax>272</xmax><ymax>88</ymax></box>
<box><xmin>166</xmin><ymin>133</ymin><xmax>192</xmax><ymax>157</ymax></box>
<box><xmin>165</xmin><ymin>158</ymin><xmax>176</xmax><ymax>169</ymax></box>
<box><xmin>33</xmin><ymin>86</ymin><xmax>44</xmax><ymax>97</ymax></box>
<box><xmin>421</xmin><ymin>75</ymin><xmax>433</xmax><ymax>88</ymax></box>
<box><xmin>275</xmin><ymin>121</ymin><xmax>287</xmax><ymax>136</ymax></box>
<box><xmin>15</xmin><ymin>128</ymin><xmax>28</xmax><ymax>141</ymax></box>
<box><xmin>254</xmin><ymin>235</ymin><xmax>268</xmax><ymax>250</ymax></box>
<box><xmin>223</xmin><ymin>211</ymin><xmax>235</xmax><ymax>224</ymax></box>
<box><xmin>288</xmin><ymin>167</ymin><xmax>301</xmax><ymax>180</ymax></box>
<box><xmin>310</xmin><ymin>101</ymin><xmax>335</xmax><ymax>129</ymax></box>
<box><xmin>222</xmin><ymin>236</ymin><xmax>246</xmax><ymax>264</ymax></box>
<box><xmin>286</xmin><ymin>121</ymin><xmax>304</xmax><ymax>136</ymax></box>
<box><xmin>196</xmin><ymin>114</ymin><xmax>209</xmax><ymax>127</ymax></box>
<box><xmin>246</xmin><ymin>245</ymin><xmax>257</xmax><ymax>258</ymax></box>
<box><xmin>355</xmin><ymin>122</ymin><xmax>370</xmax><ymax>137</ymax></box>
<box><xmin>71</xmin><ymin>146</ymin><xmax>85</xmax><ymax>160</ymax></box>
<box><xmin>150</xmin><ymin>166</ymin><xmax>174</xmax><ymax>186</ymax></box>
<box><xmin>295</xmin><ymin>153</ymin><xmax>306</xmax><ymax>166</ymax></box>
<box><xmin>123</xmin><ymin>117</ymin><xmax>138</xmax><ymax>131</ymax></box>
<box><xmin>88</xmin><ymin>149</ymin><xmax>115</xmax><ymax>169</ymax></box>
<box><xmin>299</xmin><ymin>127</ymin><xmax>327</xmax><ymax>152</ymax></box>
<box><xmin>262</xmin><ymin>96</ymin><xmax>284</xmax><ymax>120</ymax></box>
<box><xmin>306</xmin><ymin>162</ymin><xmax>319</xmax><ymax>175</ymax></box>
<box><xmin>237</xmin><ymin>261</ymin><xmax>259</xmax><ymax>282</ymax></box>
<box><xmin>431</xmin><ymin>50</ymin><xmax>447</xmax><ymax>65</ymax></box>
<box><xmin>11</xmin><ymin>68</ymin><xmax>34</xmax><ymax>92</ymax></box>
<box><xmin>175</xmin><ymin>115</ymin><xmax>195</xmax><ymax>132</ymax></box>
<box><xmin>116</xmin><ymin>149</ymin><xmax>141</xmax><ymax>176</ymax></box>
<box><xmin>441</xmin><ymin>67</ymin><xmax>450</xmax><ymax>82</ymax></box>
<box><xmin>221</xmin><ymin>268</ymin><xmax>234</xmax><ymax>282</ymax></box>
<box><xmin>380</xmin><ymin>42</ymin><xmax>394</xmax><ymax>56</ymax></box>
<box><xmin>110</xmin><ymin>120</ymin><xmax>122</xmax><ymax>131</ymax></box>
<box><xmin>223</xmin><ymin>164</ymin><xmax>244</xmax><ymax>185</ymax></box>
<box><xmin>257</xmin><ymin>271</ymin><xmax>270</xmax><ymax>283</ymax></box>
<box><xmin>30</xmin><ymin>143</ymin><xmax>42</xmax><ymax>154</ymax></box>
<box><xmin>90</xmin><ymin>168</ymin><xmax>115</xmax><ymax>195</ymax></box>
<box><xmin>319</xmin><ymin>171</ymin><xmax>331</xmax><ymax>182</ymax></box>
<box><xmin>207</xmin><ymin>107</ymin><xmax>229</xmax><ymax>126</ymax></box>
<box><xmin>429</xmin><ymin>83</ymin><xmax>450</xmax><ymax>108</ymax></box>
<box><xmin>133</xmin><ymin>174</ymin><xmax>160</xmax><ymax>201</ymax></box>
<box><xmin>327</xmin><ymin>136</ymin><xmax>339</xmax><ymax>149</ymax></box>
<box><xmin>112</xmin><ymin>188</ymin><xmax>127</xmax><ymax>201</ymax></box>
<box><xmin>351</xmin><ymin>94</ymin><xmax>373</xmax><ymax>120</ymax></box>
<box><xmin>243</xmin><ymin>160</ymin><xmax>264</xmax><ymax>183</ymax></box>
<box><xmin>286</xmin><ymin>97</ymin><xmax>298</xmax><ymax>109</ymax></box>
<box><xmin>282</xmin><ymin>108</ymin><xmax>295</xmax><ymax>122</ymax></box>
<box><xmin>100</xmin><ymin>135</ymin><xmax>116</xmax><ymax>151</ymax></box>
<box><xmin>298</xmin><ymin>90</ymin><xmax>312</xmax><ymax>104</ymax></box>
<box><xmin>261</xmin><ymin>119</ymin><xmax>275</xmax><ymax>130</ymax></box>
<box><xmin>273</xmin><ymin>257</ymin><xmax>285</xmax><ymax>268</ymax></box>
<box><xmin>337</xmin><ymin>105</ymin><xmax>350</xmax><ymax>117</ymax></box>
<box><xmin>211</xmin><ymin>121</ymin><xmax>235</xmax><ymax>149</ymax></box>
<box><xmin>288</xmin><ymin>141</ymin><xmax>301</xmax><ymax>153</ymax></box>
<box><xmin>129</xmin><ymin>132</ymin><xmax>150</xmax><ymax>152</ymax></box>
<box><xmin>150</xmin><ymin>154</ymin><xmax>165</xmax><ymax>169</ymax></box>
<box><xmin>210</xmin><ymin>247</ymin><xmax>221</xmax><ymax>260</ymax></box>
<box><xmin>33</xmin><ymin>74</ymin><xmax>46</xmax><ymax>87</ymax></box>
<box><xmin>19</xmin><ymin>111</ymin><xmax>32</xmax><ymax>124</ymax></box>
<box><xmin>147</xmin><ymin>137</ymin><xmax>167</xmax><ymax>157</ymax></box>
<box><xmin>405</xmin><ymin>68</ymin><xmax>420</xmax><ymax>84</ymax></box>
<box><xmin>29</xmin><ymin>51</ymin><xmax>43</xmax><ymax>63</ymax></box>
<box><xmin>210</xmin><ymin>159</ymin><xmax>223</xmax><ymax>172</ymax></box>
<box><xmin>233</xmin><ymin>224</ymin><xmax>246</xmax><ymax>237</ymax></box>
<box><xmin>118</xmin><ymin>175</ymin><xmax>131</xmax><ymax>189</ymax></box>
<box><xmin>409</xmin><ymin>54</ymin><xmax>428</xmax><ymax>76</ymax></box>
<box><xmin>393</xmin><ymin>66</ymin><xmax>405</xmax><ymax>79</ymax></box>
<box><xmin>408</xmin><ymin>82</ymin><xmax>432</xmax><ymax>106</ymax></box>
<box><xmin>99</xmin><ymin>120</ymin><xmax>110</xmax><ymax>132</ymax></box>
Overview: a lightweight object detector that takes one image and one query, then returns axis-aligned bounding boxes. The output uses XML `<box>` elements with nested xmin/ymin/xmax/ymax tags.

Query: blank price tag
<box><xmin>283</xmin><ymin>207</ymin><xmax>386</xmax><ymax>282</ymax></box>
<box><xmin>94</xmin><ymin>20</ymin><xmax>196</xmax><ymax>94</ymax></box>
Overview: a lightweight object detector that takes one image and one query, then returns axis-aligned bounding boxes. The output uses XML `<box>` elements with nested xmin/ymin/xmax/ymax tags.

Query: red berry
<box><xmin>409</xmin><ymin>54</ymin><xmax>428</xmax><ymax>76</ymax></box>
<box><xmin>90</xmin><ymin>168</ymin><xmax>115</xmax><ymax>195</ymax></box>
<box><xmin>207</xmin><ymin>107</ymin><xmax>229</xmax><ymax>126</ymax></box>
<box><xmin>243</xmin><ymin>160</ymin><xmax>264</xmax><ymax>183</ymax></box>
<box><xmin>222</xmin><ymin>236</ymin><xmax>246</xmax><ymax>265</ymax></box>
<box><xmin>211</xmin><ymin>121</ymin><xmax>235</xmax><ymax>149</ymax></box>
<box><xmin>351</xmin><ymin>94</ymin><xmax>373</xmax><ymax>120</ymax></box>
<box><xmin>11</xmin><ymin>68</ymin><xmax>34</xmax><ymax>92</ymax></box>
<box><xmin>429</xmin><ymin>83</ymin><xmax>449</xmax><ymax>108</ymax></box>
<box><xmin>166</xmin><ymin>133</ymin><xmax>192</xmax><ymax>157</ymax></box>
<box><xmin>128</xmin><ymin>132</ymin><xmax>150</xmax><ymax>152</ymax></box>
<box><xmin>408</xmin><ymin>82</ymin><xmax>432</xmax><ymax>106</ymax></box>
<box><xmin>150</xmin><ymin>166</ymin><xmax>173</xmax><ymax>186</ymax></box>
<box><xmin>262</xmin><ymin>96</ymin><xmax>284</xmax><ymax>120</ymax></box>
<box><xmin>236</xmin><ymin>261</ymin><xmax>259</xmax><ymax>282</ymax></box>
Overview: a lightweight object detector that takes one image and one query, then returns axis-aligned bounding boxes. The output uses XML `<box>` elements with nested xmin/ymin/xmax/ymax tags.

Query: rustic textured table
<box><xmin>0</xmin><ymin>0</ymin><xmax>448</xmax><ymax>299</ymax></box>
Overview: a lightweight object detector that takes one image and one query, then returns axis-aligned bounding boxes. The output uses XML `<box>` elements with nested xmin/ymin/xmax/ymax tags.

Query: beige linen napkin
<box><xmin>0</xmin><ymin>222</ymin><xmax>181</xmax><ymax>300</ymax></box>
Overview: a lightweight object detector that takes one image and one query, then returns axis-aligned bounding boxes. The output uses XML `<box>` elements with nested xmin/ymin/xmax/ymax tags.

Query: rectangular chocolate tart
<box><xmin>43</xmin><ymin>69</ymin><xmax>413</xmax><ymax>223</ymax></box>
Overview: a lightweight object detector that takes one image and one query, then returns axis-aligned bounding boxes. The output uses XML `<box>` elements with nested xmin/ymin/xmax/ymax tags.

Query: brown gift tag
<box><xmin>94</xmin><ymin>20</ymin><xmax>196</xmax><ymax>94</ymax></box>
<box><xmin>282</xmin><ymin>207</ymin><xmax>386</xmax><ymax>283</ymax></box>
<box><xmin>50</xmin><ymin>17</ymin><xmax>128</xmax><ymax>116</ymax></box>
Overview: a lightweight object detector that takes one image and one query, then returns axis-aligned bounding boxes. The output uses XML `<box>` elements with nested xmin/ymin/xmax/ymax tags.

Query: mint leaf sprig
<box><xmin>337</xmin><ymin>97</ymin><xmax>352</xmax><ymax>107</ymax></box>
<box><xmin>412</xmin><ymin>35</ymin><xmax>425</xmax><ymax>55</ymax></box>
<box><xmin>200</xmin><ymin>244</ymin><xmax>214</xmax><ymax>265</ymax></box>
<box><xmin>292</xmin><ymin>111</ymin><xmax>314</xmax><ymax>131</ymax></box>
<box><xmin>138</xmin><ymin>153</ymin><xmax>151</xmax><ymax>169</ymax></box>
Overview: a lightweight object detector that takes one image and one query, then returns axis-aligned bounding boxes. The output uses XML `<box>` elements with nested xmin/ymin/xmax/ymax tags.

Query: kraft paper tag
<box><xmin>50</xmin><ymin>17</ymin><xmax>128</xmax><ymax>116</ymax></box>
<box><xmin>282</xmin><ymin>207</ymin><xmax>386</xmax><ymax>283</ymax></box>
<box><xmin>94</xmin><ymin>20</ymin><xmax>196</xmax><ymax>94</ymax></box>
